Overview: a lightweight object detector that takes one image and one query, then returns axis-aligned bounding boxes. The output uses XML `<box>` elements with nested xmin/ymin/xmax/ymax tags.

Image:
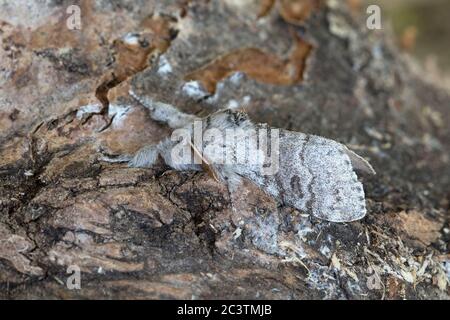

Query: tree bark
<box><xmin>0</xmin><ymin>0</ymin><xmax>448</xmax><ymax>299</ymax></box>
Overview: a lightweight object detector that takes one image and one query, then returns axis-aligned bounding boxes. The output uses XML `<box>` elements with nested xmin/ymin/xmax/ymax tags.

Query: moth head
<box><xmin>206</xmin><ymin>109</ymin><xmax>253</xmax><ymax>130</ymax></box>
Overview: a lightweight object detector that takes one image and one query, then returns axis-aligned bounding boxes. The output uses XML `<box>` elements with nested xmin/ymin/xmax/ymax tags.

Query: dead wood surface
<box><xmin>0</xmin><ymin>0</ymin><xmax>448</xmax><ymax>299</ymax></box>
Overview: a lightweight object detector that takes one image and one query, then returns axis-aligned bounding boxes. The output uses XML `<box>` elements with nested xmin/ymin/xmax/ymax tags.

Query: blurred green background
<box><xmin>366</xmin><ymin>0</ymin><xmax>450</xmax><ymax>73</ymax></box>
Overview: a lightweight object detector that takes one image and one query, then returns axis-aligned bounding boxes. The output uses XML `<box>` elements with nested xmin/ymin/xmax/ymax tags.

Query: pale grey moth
<box><xmin>101</xmin><ymin>90</ymin><xmax>375</xmax><ymax>223</ymax></box>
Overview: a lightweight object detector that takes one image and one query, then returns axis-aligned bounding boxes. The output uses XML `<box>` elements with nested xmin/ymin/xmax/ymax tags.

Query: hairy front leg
<box><xmin>99</xmin><ymin>142</ymin><xmax>164</xmax><ymax>168</ymax></box>
<box><xmin>128</xmin><ymin>144</ymin><xmax>161</xmax><ymax>168</ymax></box>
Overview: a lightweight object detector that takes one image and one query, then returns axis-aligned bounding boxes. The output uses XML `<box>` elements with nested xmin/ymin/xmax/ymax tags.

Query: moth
<box><xmin>101</xmin><ymin>90</ymin><xmax>375</xmax><ymax>223</ymax></box>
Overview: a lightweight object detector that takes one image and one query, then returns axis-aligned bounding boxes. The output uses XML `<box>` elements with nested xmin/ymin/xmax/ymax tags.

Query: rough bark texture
<box><xmin>0</xmin><ymin>0</ymin><xmax>449</xmax><ymax>299</ymax></box>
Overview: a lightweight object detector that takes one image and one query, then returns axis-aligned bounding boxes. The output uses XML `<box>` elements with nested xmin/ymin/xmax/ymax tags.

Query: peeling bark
<box><xmin>0</xmin><ymin>0</ymin><xmax>448</xmax><ymax>299</ymax></box>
